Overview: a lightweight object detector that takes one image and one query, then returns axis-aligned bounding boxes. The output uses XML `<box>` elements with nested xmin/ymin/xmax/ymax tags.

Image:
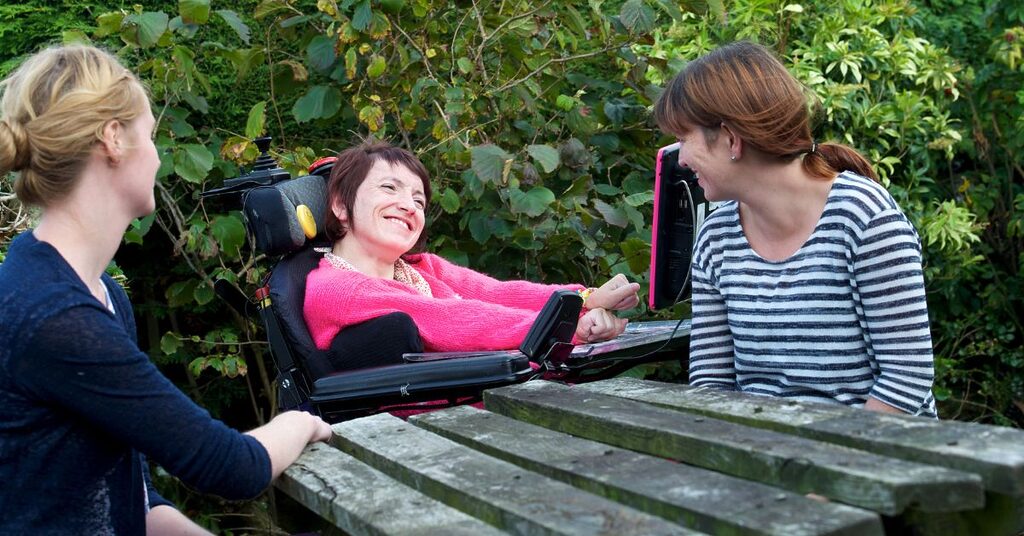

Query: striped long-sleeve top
<box><xmin>688</xmin><ymin>171</ymin><xmax>937</xmax><ymax>417</ymax></box>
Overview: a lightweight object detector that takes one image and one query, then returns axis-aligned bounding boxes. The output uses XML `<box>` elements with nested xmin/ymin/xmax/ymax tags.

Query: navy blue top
<box><xmin>0</xmin><ymin>231</ymin><xmax>271</xmax><ymax>534</ymax></box>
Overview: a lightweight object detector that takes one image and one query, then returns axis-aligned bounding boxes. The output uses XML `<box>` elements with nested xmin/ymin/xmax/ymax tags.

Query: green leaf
<box><xmin>439</xmin><ymin>187</ymin><xmax>460</xmax><ymax>214</ymax></box>
<box><xmin>593</xmin><ymin>199</ymin><xmax>628</xmax><ymax>227</ymax></box>
<box><xmin>173</xmin><ymin>144</ymin><xmax>214</xmax><ymax>183</ymax></box>
<box><xmin>124</xmin><ymin>213</ymin><xmax>156</xmax><ymax>245</ymax></box>
<box><xmin>367</xmin><ymin>55</ymin><xmax>386</xmax><ymax>78</ymax></box>
<box><xmin>510</xmin><ymin>187</ymin><xmax>556</xmax><ymax>217</ymax></box>
<box><xmin>470</xmin><ymin>144</ymin><xmax>513</xmax><ymax>185</ymax></box>
<box><xmin>456</xmin><ymin>57</ymin><xmax>474</xmax><ymax>74</ymax></box>
<box><xmin>652</xmin><ymin>0</ymin><xmax>683</xmax><ymax>21</ymax></box>
<box><xmin>160</xmin><ymin>332</ymin><xmax>182</xmax><ymax>355</ymax></box>
<box><xmin>467</xmin><ymin>212</ymin><xmax>493</xmax><ymax>244</ymax></box>
<box><xmin>180</xmin><ymin>0</ymin><xmax>211</xmax><ymax>24</ymax></box>
<box><xmin>245</xmin><ymin>101</ymin><xmax>267</xmax><ymax>138</ymax></box>
<box><xmin>212</xmin><ymin>214</ymin><xmax>247</xmax><ymax>257</ymax></box>
<box><xmin>555</xmin><ymin>94</ymin><xmax>575</xmax><ymax>111</ymax></box>
<box><xmin>357</xmin><ymin>105</ymin><xmax>385</xmax><ymax>132</ymax></box>
<box><xmin>166</xmin><ymin>280</ymin><xmax>199</xmax><ymax>308</ymax></box>
<box><xmin>595</xmin><ymin>184</ymin><xmax>622</xmax><ymax>195</ymax></box>
<box><xmin>188</xmin><ymin>357</ymin><xmax>207</xmax><ymax>377</ymax></box>
<box><xmin>526</xmin><ymin>144</ymin><xmax>560</xmax><ymax>173</ymax></box>
<box><xmin>345</xmin><ymin>47</ymin><xmax>358</xmax><ymax>79</ymax></box>
<box><xmin>620</xmin><ymin>237</ymin><xmax>651</xmax><ymax>274</ymax></box>
<box><xmin>624</xmin><ymin>190</ymin><xmax>654</xmax><ymax>206</ymax></box>
<box><xmin>624</xmin><ymin>204</ymin><xmax>645</xmax><ymax>232</ymax></box>
<box><xmin>215</xmin><ymin>10</ymin><xmax>250</xmax><ymax>44</ymax></box>
<box><xmin>194</xmin><ymin>283</ymin><xmax>215</xmax><ymax>306</ymax></box>
<box><xmin>254</xmin><ymin>0</ymin><xmax>289</xmax><ymax>19</ymax></box>
<box><xmin>95</xmin><ymin>12</ymin><xmax>125</xmax><ymax>38</ymax></box>
<box><xmin>307</xmin><ymin>35</ymin><xmax>337</xmax><ymax>72</ymax></box>
<box><xmin>62</xmin><ymin>30</ymin><xmax>91</xmax><ymax>45</ymax></box>
<box><xmin>126</xmin><ymin>12</ymin><xmax>169</xmax><ymax>48</ymax></box>
<box><xmin>619</xmin><ymin>0</ymin><xmax>655</xmax><ymax>34</ymax></box>
<box><xmin>220</xmin><ymin>48</ymin><xmax>265</xmax><ymax>81</ymax></box>
<box><xmin>292</xmin><ymin>85</ymin><xmax>342</xmax><ymax>122</ymax></box>
<box><xmin>352</xmin><ymin>0</ymin><xmax>373</xmax><ymax>31</ymax></box>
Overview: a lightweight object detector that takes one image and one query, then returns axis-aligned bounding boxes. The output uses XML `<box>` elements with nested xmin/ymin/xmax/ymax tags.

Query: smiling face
<box><xmin>675</xmin><ymin>124</ymin><xmax>735</xmax><ymax>202</ymax></box>
<box><xmin>335</xmin><ymin>160</ymin><xmax>427</xmax><ymax>263</ymax></box>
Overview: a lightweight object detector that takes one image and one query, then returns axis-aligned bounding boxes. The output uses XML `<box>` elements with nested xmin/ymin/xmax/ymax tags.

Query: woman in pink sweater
<box><xmin>304</xmin><ymin>140</ymin><xmax>640</xmax><ymax>359</ymax></box>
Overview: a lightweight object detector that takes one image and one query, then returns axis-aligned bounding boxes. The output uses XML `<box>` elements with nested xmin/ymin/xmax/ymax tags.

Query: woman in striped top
<box><xmin>653</xmin><ymin>42</ymin><xmax>937</xmax><ymax>417</ymax></box>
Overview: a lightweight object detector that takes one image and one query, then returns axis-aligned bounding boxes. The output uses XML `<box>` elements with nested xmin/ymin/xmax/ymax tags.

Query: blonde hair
<box><xmin>0</xmin><ymin>45</ymin><xmax>148</xmax><ymax>206</ymax></box>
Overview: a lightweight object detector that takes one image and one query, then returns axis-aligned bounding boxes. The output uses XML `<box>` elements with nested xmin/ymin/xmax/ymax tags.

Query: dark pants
<box><xmin>326</xmin><ymin>312</ymin><xmax>423</xmax><ymax>372</ymax></box>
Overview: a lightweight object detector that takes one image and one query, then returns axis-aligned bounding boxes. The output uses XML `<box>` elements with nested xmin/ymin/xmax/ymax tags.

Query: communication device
<box><xmin>519</xmin><ymin>290</ymin><xmax>583</xmax><ymax>364</ymax></box>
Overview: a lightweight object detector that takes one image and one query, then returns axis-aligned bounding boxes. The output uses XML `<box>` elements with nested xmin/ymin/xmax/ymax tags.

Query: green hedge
<box><xmin>1</xmin><ymin>0</ymin><xmax>1021</xmax><ymax>433</ymax></box>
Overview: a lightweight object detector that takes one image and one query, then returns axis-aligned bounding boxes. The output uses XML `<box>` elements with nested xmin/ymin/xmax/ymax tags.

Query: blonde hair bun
<box><xmin>0</xmin><ymin>45</ymin><xmax>148</xmax><ymax>206</ymax></box>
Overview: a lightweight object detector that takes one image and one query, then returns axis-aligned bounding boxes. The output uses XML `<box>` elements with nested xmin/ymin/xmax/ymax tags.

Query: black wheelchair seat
<box><xmin>263</xmin><ymin>243</ymin><xmax>531</xmax><ymax>421</ymax></box>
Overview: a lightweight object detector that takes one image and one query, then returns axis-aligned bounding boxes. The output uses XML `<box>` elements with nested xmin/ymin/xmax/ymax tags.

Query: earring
<box><xmin>730</xmin><ymin>155</ymin><xmax>736</xmax><ymax>161</ymax></box>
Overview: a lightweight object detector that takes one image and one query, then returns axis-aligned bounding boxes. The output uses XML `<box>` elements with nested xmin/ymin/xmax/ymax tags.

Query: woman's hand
<box><xmin>576</xmin><ymin>308</ymin><xmax>628</xmax><ymax>343</ymax></box>
<box><xmin>585</xmin><ymin>274</ymin><xmax>640</xmax><ymax>312</ymax></box>
<box><xmin>247</xmin><ymin>411</ymin><xmax>333</xmax><ymax>478</ymax></box>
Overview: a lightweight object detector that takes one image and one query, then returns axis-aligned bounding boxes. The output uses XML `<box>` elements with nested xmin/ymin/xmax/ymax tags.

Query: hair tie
<box><xmin>810</xmin><ymin>140</ymin><xmax>818</xmax><ymax>155</ymax></box>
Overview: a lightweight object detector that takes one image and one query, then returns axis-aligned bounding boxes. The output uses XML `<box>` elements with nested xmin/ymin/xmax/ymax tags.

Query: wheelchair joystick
<box><xmin>200</xmin><ymin>137</ymin><xmax>292</xmax><ymax>204</ymax></box>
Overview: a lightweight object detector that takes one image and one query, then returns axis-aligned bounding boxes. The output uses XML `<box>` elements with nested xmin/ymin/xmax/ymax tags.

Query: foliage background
<box><xmin>1</xmin><ymin>0</ymin><xmax>1022</xmax><ymax>530</ymax></box>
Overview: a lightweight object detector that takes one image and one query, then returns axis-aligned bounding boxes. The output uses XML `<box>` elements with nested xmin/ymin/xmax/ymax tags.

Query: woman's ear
<box><xmin>720</xmin><ymin>122</ymin><xmax>743</xmax><ymax>161</ymax></box>
<box><xmin>332</xmin><ymin>198</ymin><xmax>349</xmax><ymax>226</ymax></box>
<box><xmin>100</xmin><ymin>119</ymin><xmax>124</xmax><ymax>166</ymax></box>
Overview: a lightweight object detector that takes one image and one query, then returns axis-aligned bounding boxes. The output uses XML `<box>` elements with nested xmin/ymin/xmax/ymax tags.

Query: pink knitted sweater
<box><xmin>304</xmin><ymin>253</ymin><xmax>583</xmax><ymax>352</ymax></box>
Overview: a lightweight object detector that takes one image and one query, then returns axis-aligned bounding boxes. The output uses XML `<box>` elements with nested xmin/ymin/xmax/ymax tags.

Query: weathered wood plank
<box><xmin>484</xmin><ymin>381</ymin><xmax>984</xmax><ymax>516</ymax></box>
<box><xmin>330</xmin><ymin>413</ymin><xmax>703</xmax><ymax>535</ymax></box>
<box><xmin>411</xmin><ymin>405</ymin><xmax>883</xmax><ymax>536</ymax></box>
<box><xmin>575</xmin><ymin>378</ymin><xmax>1024</xmax><ymax>496</ymax></box>
<box><xmin>276</xmin><ymin>442</ymin><xmax>503</xmax><ymax>536</ymax></box>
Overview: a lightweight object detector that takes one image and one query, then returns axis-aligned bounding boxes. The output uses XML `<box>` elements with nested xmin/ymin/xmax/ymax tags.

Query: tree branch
<box><xmin>488</xmin><ymin>45</ymin><xmax>619</xmax><ymax>95</ymax></box>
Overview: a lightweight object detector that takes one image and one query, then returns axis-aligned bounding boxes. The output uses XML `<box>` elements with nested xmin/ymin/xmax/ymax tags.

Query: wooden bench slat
<box><xmin>277</xmin><ymin>443</ymin><xmax>503</xmax><ymax>535</ymax></box>
<box><xmin>484</xmin><ymin>381</ymin><xmax>984</xmax><ymax>516</ymax></box>
<box><xmin>331</xmin><ymin>413</ymin><xmax>703</xmax><ymax>535</ymax></box>
<box><xmin>410</xmin><ymin>404</ymin><xmax>884</xmax><ymax>536</ymax></box>
<box><xmin>575</xmin><ymin>378</ymin><xmax>1024</xmax><ymax>496</ymax></box>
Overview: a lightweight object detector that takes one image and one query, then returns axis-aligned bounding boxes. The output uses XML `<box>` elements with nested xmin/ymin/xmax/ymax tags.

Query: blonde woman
<box><xmin>0</xmin><ymin>45</ymin><xmax>331</xmax><ymax>534</ymax></box>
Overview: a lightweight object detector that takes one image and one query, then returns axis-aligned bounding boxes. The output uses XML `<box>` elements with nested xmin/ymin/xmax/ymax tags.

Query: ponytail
<box><xmin>802</xmin><ymin>142</ymin><xmax>877</xmax><ymax>182</ymax></box>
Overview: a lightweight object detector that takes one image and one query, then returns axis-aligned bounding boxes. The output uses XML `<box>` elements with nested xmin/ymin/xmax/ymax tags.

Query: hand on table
<box><xmin>576</xmin><ymin>308</ymin><xmax>628</xmax><ymax>343</ymax></box>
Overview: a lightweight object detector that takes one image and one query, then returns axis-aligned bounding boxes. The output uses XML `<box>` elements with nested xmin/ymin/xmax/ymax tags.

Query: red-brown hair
<box><xmin>653</xmin><ymin>41</ymin><xmax>876</xmax><ymax>181</ymax></box>
<box><xmin>324</xmin><ymin>140</ymin><xmax>432</xmax><ymax>253</ymax></box>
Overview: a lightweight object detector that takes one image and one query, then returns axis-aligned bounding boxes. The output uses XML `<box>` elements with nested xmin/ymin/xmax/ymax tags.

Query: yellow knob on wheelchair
<box><xmin>296</xmin><ymin>204</ymin><xmax>317</xmax><ymax>240</ymax></box>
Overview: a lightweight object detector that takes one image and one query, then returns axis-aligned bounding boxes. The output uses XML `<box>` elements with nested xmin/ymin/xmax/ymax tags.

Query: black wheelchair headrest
<box><xmin>243</xmin><ymin>158</ymin><xmax>335</xmax><ymax>257</ymax></box>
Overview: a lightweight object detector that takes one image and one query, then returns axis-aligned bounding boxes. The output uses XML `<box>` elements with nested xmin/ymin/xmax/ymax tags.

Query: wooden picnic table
<box><xmin>276</xmin><ymin>377</ymin><xmax>1024</xmax><ymax>535</ymax></box>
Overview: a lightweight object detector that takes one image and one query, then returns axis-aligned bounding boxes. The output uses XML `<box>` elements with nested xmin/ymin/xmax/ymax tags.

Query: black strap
<box><xmin>257</xmin><ymin>294</ymin><xmax>309</xmax><ymax>410</ymax></box>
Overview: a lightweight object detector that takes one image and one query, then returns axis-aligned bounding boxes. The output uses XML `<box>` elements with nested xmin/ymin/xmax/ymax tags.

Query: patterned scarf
<box><xmin>316</xmin><ymin>247</ymin><xmax>433</xmax><ymax>297</ymax></box>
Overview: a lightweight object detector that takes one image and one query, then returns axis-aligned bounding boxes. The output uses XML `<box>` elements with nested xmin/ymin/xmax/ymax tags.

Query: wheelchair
<box><xmin>203</xmin><ymin>138</ymin><xmax>695</xmax><ymax>422</ymax></box>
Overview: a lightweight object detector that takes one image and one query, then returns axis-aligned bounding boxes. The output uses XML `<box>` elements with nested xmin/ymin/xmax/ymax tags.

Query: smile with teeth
<box><xmin>385</xmin><ymin>216</ymin><xmax>412</xmax><ymax>231</ymax></box>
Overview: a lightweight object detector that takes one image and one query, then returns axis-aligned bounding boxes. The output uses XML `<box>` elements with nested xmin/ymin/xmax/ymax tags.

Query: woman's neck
<box><xmin>735</xmin><ymin>159</ymin><xmax>834</xmax><ymax>260</ymax></box>
<box><xmin>332</xmin><ymin>239</ymin><xmax>397</xmax><ymax>279</ymax></box>
<box><xmin>34</xmin><ymin>196</ymin><xmax>130</xmax><ymax>302</ymax></box>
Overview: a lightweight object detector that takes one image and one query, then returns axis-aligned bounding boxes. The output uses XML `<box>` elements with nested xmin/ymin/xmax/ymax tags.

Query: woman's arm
<box><xmin>306</xmin><ymin>271</ymin><xmax>547</xmax><ymax>351</ymax></box>
<box><xmin>14</xmin><ymin>305</ymin><xmax>318</xmax><ymax>500</ymax></box>
<box><xmin>854</xmin><ymin>209</ymin><xmax>935</xmax><ymax>415</ymax></box>
<box><xmin>418</xmin><ymin>254</ymin><xmax>584</xmax><ymax>310</ymax></box>
<box><xmin>687</xmin><ymin>246</ymin><xmax>738</xmax><ymax>390</ymax></box>
<box><xmin>146</xmin><ymin>505</ymin><xmax>213</xmax><ymax>536</ymax></box>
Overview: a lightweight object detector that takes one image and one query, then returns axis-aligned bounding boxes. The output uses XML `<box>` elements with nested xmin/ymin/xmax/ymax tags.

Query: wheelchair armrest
<box><xmin>309</xmin><ymin>352</ymin><xmax>532</xmax><ymax>403</ymax></box>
